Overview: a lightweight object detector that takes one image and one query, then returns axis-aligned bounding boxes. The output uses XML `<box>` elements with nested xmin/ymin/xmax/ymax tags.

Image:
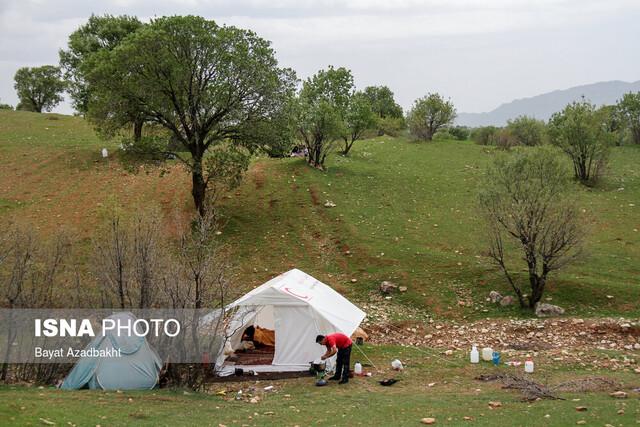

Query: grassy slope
<box><xmin>221</xmin><ymin>136</ymin><xmax>640</xmax><ymax>318</ymax></box>
<box><xmin>1</xmin><ymin>110</ymin><xmax>639</xmax><ymax>317</ymax></box>
<box><xmin>1</xmin><ymin>346</ymin><xmax>638</xmax><ymax>426</ymax></box>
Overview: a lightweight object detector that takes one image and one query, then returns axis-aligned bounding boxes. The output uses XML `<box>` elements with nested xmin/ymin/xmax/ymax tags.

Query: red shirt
<box><xmin>325</xmin><ymin>333</ymin><xmax>352</xmax><ymax>349</ymax></box>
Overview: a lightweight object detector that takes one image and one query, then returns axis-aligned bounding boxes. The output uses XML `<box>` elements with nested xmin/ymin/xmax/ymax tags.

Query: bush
<box><xmin>494</xmin><ymin>128</ymin><xmax>519</xmax><ymax>150</ymax></box>
<box><xmin>506</xmin><ymin>116</ymin><xmax>546</xmax><ymax>146</ymax></box>
<box><xmin>548</xmin><ymin>100</ymin><xmax>611</xmax><ymax>185</ymax></box>
<box><xmin>0</xmin><ymin>103</ymin><xmax>13</xmax><ymax>110</ymax></box>
<box><xmin>377</xmin><ymin>116</ymin><xmax>406</xmax><ymax>137</ymax></box>
<box><xmin>471</xmin><ymin>126</ymin><xmax>499</xmax><ymax>145</ymax></box>
<box><xmin>448</xmin><ymin>126</ymin><xmax>470</xmax><ymax>141</ymax></box>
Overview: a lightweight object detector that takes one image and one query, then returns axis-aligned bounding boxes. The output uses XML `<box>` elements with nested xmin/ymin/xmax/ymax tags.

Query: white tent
<box><xmin>215</xmin><ymin>269</ymin><xmax>366</xmax><ymax>374</ymax></box>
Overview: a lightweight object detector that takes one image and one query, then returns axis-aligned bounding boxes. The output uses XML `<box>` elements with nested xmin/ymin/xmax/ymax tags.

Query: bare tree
<box><xmin>479</xmin><ymin>148</ymin><xmax>583</xmax><ymax>309</ymax></box>
<box><xmin>0</xmin><ymin>227</ymin><xmax>70</xmax><ymax>381</ymax></box>
<box><xmin>132</xmin><ymin>211</ymin><xmax>162</xmax><ymax>309</ymax></box>
<box><xmin>157</xmin><ymin>207</ymin><xmax>238</xmax><ymax>389</ymax></box>
<box><xmin>94</xmin><ymin>209</ymin><xmax>164</xmax><ymax>309</ymax></box>
<box><xmin>93</xmin><ymin>214</ymin><xmax>130</xmax><ymax>308</ymax></box>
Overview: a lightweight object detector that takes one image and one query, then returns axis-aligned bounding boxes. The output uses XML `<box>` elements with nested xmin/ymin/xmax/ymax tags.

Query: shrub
<box><xmin>494</xmin><ymin>128</ymin><xmax>519</xmax><ymax>150</ymax></box>
<box><xmin>471</xmin><ymin>126</ymin><xmax>499</xmax><ymax>145</ymax></box>
<box><xmin>548</xmin><ymin>100</ymin><xmax>612</xmax><ymax>185</ymax></box>
<box><xmin>448</xmin><ymin>126</ymin><xmax>470</xmax><ymax>141</ymax></box>
<box><xmin>506</xmin><ymin>115</ymin><xmax>546</xmax><ymax>146</ymax></box>
<box><xmin>377</xmin><ymin>116</ymin><xmax>405</xmax><ymax>137</ymax></box>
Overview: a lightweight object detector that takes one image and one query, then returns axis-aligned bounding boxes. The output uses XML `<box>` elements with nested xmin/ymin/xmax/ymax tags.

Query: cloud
<box><xmin>0</xmin><ymin>0</ymin><xmax>638</xmax><ymax>113</ymax></box>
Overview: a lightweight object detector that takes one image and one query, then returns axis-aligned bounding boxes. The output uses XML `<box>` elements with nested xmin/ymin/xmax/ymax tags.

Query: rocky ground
<box><xmin>360</xmin><ymin>292</ymin><xmax>640</xmax><ymax>374</ymax></box>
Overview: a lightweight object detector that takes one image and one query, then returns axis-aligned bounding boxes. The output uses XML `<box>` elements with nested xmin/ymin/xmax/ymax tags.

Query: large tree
<box><xmin>479</xmin><ymin>148</ymin><xmax>583</xmax><ymax>309</ymax></box>
<box><xmin>617</xmin><ymin>92</ymin><xmax>640</xmax><ymax>145</ymax></box>
<box><xmin>341</xmin><ymin>91</ymin><xmax>376</xmax><ymax>155</ymax></box>
<box><xmin>85</xmin><ymin>16</ymin><xmax>296</xmax><ymax>215</ymax></box>
<box><xmin>59</xmin><ymin>15</ymin><xmax>143</xmax><ymax>112</ymax></box>
<box><xmin>13</xmin><ymin>66</ymin><xmax>66</xmax><ymax>113</ymax></box>
<box><xmin>362</xmin><ymin>85</ymin><xmax>403</xmax><ymax>119</ymax></box>
<box><xmin>407</xmin><ymin>93</ymin><xmax>456</xmax><ymax>141</ymax></box>
<box><xmin>548</xmin><ymin>100</ymin><xmax>611</xmax><ymax>185</ymax></box>
<box><xmin>297</xmin><ymin>66</ymin><xmax>353</xmax><ymax>168</ymax></box>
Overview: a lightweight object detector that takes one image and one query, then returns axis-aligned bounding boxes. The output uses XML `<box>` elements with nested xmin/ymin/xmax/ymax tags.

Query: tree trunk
<box><xmin>528</xmin><ymin>274</ymin><xmax>546</xmax><ymax>308</ymax></box>
<box><xmin>191</xmin><ymin>155</ymin><xmax>207</xmax><ymax>217</ymax></box>
<box><xmin>133</xmin><ymin>118</ymin><xmax>143</xmax><ymax>143</ymax></box>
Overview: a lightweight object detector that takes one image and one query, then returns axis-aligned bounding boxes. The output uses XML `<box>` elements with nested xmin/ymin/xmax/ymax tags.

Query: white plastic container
<box><xmin>354</xmin><ymin>362</ymin><xmax>363</xmax><ymax>375</ymax></box>
<box><xmin>482</xmin><ymin>347</ymin><xmax>493</xmax><ymax>362</ymax></box>
<box><xmin>101</xmin><ymin>148</ymin><xmax>108</xmax><ymax>158</ymax></box>
<box><xmin>524</xmin><ymin>359</ymin><xmax>534</xmax><ymax>373</ymax></box>
<box><xmin>470</xmin><ymin>345</ymin><xmax>479</xmax><ymax>364</ymax></box>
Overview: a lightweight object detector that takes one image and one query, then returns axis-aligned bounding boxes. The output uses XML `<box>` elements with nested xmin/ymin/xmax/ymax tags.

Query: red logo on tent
<box><xmin>284</xmin><ymin>287</ymin><xmax>311</xmax><ymax>301</ymax></box>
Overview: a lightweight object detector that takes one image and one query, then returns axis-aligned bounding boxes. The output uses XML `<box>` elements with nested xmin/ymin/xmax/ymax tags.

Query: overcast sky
<box><xmin>1</xmin><ymin>0</ymin><xmax>639</xmax><ymax>114</ymax></box>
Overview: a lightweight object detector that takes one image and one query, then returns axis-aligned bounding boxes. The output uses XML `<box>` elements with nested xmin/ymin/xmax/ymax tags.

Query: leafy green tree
<box><xmin>617</xmin><ymin>92</ymin><xmax>640</xmax><ymax>145</ymax></box>
<box><xmin>363</xmin><ymin>86</ymin><xmax>403</xmax><ymax>119</ymax></box>
<box><xmin>479</xmin><ymin>148</ymin><xmax>583</xmax><ymax>309</ymax></box>
<box><xmin>597</xmin><ymin>105</ymin><xmax>625</xmax><ymax>146</ymax></box>
<box><xmin>0</xmin><ymin>100</ymin><xmax>12</xmax><ymax>110</ymax></box>
<box><xmin>407</xmin><ymin>93</ymin><xmax>456</xmax><ymax>141</ymax></box>
<box><xmin>59</xmin><ymin>14</ymin><xmax>145</xmax><ymax>139</ymax></box>
<box><xmin>13</xmin><ymin>66</ymin><xmax>66</xmax><ymax>113</ymax></box>
<box><xmin>297</xmin><ymin>66</ymin><xmax>353</xmax><ymax>168</ymax></box>
<box><xmin>448</xmin><ymin>126</ymin><xmax>470</xmax><ymax>141</ymax></box>
<box><xmin>59</xmin><ymin>14</ymin><xmax>143</xmax><ymax>113</ymax></box>
<box><xmin>506</xmin><ymin>115</ymin><xmax>546</xmax><ymax>146</ymax></box>
<box><xmin>341</xmin><ymin>92</ymin><xmax>376</xmax><ymax>155</ymax></box>
<box><xmin>85</xmin><ymin>16</ymin><xmax>296</xmax><ymax>216</ymax></box>
<box><xmin>548</xmin><ymin>100</ymin><xmax>611</xmax><ymax>185</ymax></box>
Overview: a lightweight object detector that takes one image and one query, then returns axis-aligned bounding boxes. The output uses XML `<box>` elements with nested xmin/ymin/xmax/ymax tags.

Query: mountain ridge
<box><xmin>456</xmin><ymin>80</ymin><xmax>640</xmax><ymax>127</ymax></box>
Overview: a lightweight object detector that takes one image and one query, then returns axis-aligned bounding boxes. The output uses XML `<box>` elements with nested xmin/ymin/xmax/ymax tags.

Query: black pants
<box><xmin>335</xmin><ymin>345</ymin><xmax>352</xmax><ymax>380</ymax></box>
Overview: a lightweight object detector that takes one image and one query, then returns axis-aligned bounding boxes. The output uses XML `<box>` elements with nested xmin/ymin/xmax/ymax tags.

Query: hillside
<box><xmin>1</xmin><ymin>110</ymin><xmax>639</xmax><ymax>318</ymax></box>
<box><xmin>457</xmin><ymin>80</ymin><xmax>640</xmax><ymax>126</ymax></box>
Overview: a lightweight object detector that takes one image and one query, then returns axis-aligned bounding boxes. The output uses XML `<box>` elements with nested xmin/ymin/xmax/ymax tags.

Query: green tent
<box><xmin>61</xmin><ymin>312</ymin><xmax>162</xmax><ymax>390</ymax></box>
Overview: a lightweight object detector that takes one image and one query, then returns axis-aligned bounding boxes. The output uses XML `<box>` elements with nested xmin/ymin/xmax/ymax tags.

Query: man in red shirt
<box><xmin>316</xmin><ymin>333</ymin><xmax>352</xmax><ymax>384</ymax></box>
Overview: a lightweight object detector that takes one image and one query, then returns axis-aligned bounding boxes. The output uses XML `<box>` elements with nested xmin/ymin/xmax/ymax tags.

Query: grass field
<box><xmin>1</xmin><ymin>345</ymin><xmax>638</xmax><ymax>426</ymax></box>
<box><xmin>1</xmin><ymin>110</ymin><xmax>639</xmax><ymax>318</ymax></box>
<box><xmin>1</xmin><ymin>110</ymin><xmax>639</xmax><ymax>426</ymax></box>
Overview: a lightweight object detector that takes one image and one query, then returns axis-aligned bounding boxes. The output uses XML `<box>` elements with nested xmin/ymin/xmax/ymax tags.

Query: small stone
<box><xmin>610</xmin><ymin>391</ymin><xmax>627</xmax><ymax>399</ymax></box>
<box><xmin>534</xmin><ymin>303</ymin><xmax>565</xmax><ymax>317</ymax></box>
<box><xmin>499</xmin><ymin>296</ymin><xmax>514</xmax><ymax>306</ymax></box>
<box><xmin>576</xmin><ymin>421</ymin><xmax>586</xmax><ymax>425</ymax></box>
<box><xmin>379</xmin><ymin>281</ymin><xmax>398</xmax><ymax>294</ymax></box>
<box><xmin>420</xmin><ymin>418</ymin><xmax>436</xmax><ymax>425</ymax></box>
<box><xmin>575</xmin><ymin>406</ymin><xmax>588</xmax><ymax>412</ymax></box>
<box><xmin>488</xmin><ymin>401</ymin><xmax>502</xmax><ymax>409</ymax></box>
<box><xmin>399</xmin><ymin>286</ymin><xmax>408</xmax><ymax>292</ymax></box>
<box><xmin>488</xmin><ymin>291</ymin><xmax>503</xmax><ymax>303</ymax></box>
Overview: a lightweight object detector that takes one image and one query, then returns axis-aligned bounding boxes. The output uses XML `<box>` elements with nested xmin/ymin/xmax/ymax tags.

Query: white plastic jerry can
<box><xmin>524</xmin><ymin>359</ymin><xmax>534</xmax><ymax>373</ymax></box>
<box><xmin>470</xmin><ymin>345</ymin><xmax>479</xmax><ymax>364</ymax></box>
<box><xmin>354</xmin><ymin>361</ymin><xmax>363</xmax><ymax>375</ymax></box>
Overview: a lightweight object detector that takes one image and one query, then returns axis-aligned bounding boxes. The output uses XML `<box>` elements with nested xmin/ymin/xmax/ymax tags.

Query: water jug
<box><xmin>482</xmin><ymin>347</ymin><xmax>493</xmax><ymax>361</ymax></box>
<box><xmin>525</xmin><ymin>359</ymin><xmax>534</xmax><ymax>373</ymax></box>
<box><xmin>470</xmin><ymin>345</ymin><xmax>479</xmax><ymax>364</ymax></box>
<box><xmin>354</xmin><ymin>362</ymin><xmax>363</xmax><ymax>375</ymax></box>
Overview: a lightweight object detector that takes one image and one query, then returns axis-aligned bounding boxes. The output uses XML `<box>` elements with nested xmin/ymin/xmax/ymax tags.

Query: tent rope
<box><xmin>353</xmin><ymin>342</ymin><xmax>378</xmax><ymax>371</ymax></box>
<box><xmin>376</xmin><ymin>321</ymin><xmax>462</xmax><ymax>366</ymax></box>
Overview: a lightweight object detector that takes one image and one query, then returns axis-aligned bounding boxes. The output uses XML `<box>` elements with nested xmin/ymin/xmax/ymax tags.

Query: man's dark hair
<box><xmin>315</xmin><ymin>335</ymin><xmax>325</xmax><ymax>344</ymax></box>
